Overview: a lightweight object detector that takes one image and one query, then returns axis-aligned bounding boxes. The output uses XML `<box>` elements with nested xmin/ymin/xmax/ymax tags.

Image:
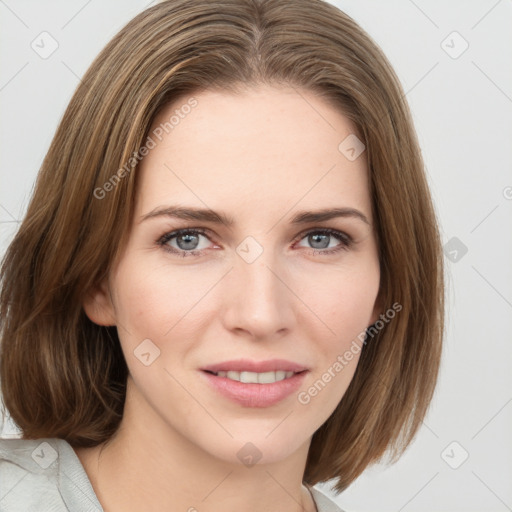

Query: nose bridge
<box><xmin>223</xmin><ymin>237</ymin><xmax>293</xmax><ymax>337</ymax></box>
<box><xmin>240</xmin><ymin>254</ymin><xmax>279</xmax><ymax>301</ymax></box>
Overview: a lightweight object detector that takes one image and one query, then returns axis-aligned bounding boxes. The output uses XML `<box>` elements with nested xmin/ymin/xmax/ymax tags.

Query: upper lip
<box><xmin>201</xmin><ymin>359</ymin><xmax>309</xmax><ymax>373</ymax></box>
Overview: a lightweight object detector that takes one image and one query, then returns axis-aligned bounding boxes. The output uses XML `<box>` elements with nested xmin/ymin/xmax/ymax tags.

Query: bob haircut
<box><xmin>0</xmin><ymin>0</ymin><xmax>444</xmax><ymax>493</ymax></box>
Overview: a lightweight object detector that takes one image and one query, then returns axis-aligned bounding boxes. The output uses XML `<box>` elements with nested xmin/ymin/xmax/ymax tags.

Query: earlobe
<box><xmin>82</xmin><ymin>280</ymin><xmax>116</xmax><ymax>326</ymax></box>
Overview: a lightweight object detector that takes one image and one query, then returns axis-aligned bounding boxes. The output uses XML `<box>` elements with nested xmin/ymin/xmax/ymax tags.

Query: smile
<box><xmin>204</xmin><ymin>370</ymin><xmax>299</xmax><ymax>384</ymax></box>
<box><xmin>201</xmin><ymin>369</ymin><xmax>309</xmax><ymax>407</ymax></box>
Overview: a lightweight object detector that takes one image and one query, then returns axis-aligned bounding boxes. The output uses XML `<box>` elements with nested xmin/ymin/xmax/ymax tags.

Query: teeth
<box><xmin>215</xmin><ymin>370</ymin><xmax>295</xmax><ymax>383</ymax></box>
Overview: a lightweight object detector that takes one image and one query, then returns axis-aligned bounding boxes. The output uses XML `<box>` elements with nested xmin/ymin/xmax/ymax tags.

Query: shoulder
<box><xmin>0</xmin><ymin>436</ymin><xmax>62</xmax><ymax>469</ymax></box>
<box><xmin>0</xmin><ymin>437</ymin><xmax>64</xmax><ymax>510</ymax></box>
<box><xmin>0</xmin><ymin>436</ymin><xmax>103</xmax><ymax>511</ymax></box>
<box><xmin>310</xmin><ymin>486</ymin><xmax>347</xmax><ymax>512</ymax></box>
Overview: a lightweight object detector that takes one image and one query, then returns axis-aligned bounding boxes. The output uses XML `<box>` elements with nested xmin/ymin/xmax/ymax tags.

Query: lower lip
<box><xmin>200</xmin><ymin>370</ymin><xmax>308</xmax><ymax>408</ymax></box>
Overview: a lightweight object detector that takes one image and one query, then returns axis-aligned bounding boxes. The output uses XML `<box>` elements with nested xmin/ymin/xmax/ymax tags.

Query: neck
<box><xmin>74</xmin><ymin>376</ymin><xmax>317</xmax><ymax>512</ymax></box>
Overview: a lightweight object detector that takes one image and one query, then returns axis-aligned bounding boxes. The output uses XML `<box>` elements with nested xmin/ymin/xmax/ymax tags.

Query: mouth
<box><xmin>199</xmin><ymin>361</ymin><xmax>310</xmax><ymax>407</ymax></box>
<box><xmin>202</xmin><ymin>369</ymin><xmax>307</xmax><ymax>384</ymax></box>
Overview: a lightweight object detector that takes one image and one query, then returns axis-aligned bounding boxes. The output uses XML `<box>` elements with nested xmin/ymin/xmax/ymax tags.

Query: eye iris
<box><xmin>167</xmin><ymin>230</ymin><xmax>343</xmax><ymax>253</ymax></box>
<box><xmin>177</xmin><ymin>233</ymin><xmax>199</xmax><ymax>250</ymax></box>
<box><xmin>309</xmin><ymin>233</ymin><xmax>330</xmax><ymax>249</ymax></box>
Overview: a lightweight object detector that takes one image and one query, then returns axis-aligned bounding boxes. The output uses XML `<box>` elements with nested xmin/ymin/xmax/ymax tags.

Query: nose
<box><xmin>221</xmin><ymin>248</ymin><xmax>295</xmax><ymax>340</ymax></box>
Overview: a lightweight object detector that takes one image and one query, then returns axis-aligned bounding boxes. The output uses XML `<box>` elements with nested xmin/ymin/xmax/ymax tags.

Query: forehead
<box><xmin>135</xmin><ymin>85</ymin><xmax>371</xmax><ymax>222</ymax></box>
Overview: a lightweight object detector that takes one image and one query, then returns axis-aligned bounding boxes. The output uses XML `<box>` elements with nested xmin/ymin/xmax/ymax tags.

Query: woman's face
<box><xmin>88</xmin><ymin>85</ymin><xmax>381</xmax><ymax>465</ymax></box>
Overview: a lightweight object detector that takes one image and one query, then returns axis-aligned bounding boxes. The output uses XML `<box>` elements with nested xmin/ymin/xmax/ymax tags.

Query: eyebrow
<box><xmin>139</xmin><ymin>206</ymin><xmax>370</xmax><ymax>226</ymax></box>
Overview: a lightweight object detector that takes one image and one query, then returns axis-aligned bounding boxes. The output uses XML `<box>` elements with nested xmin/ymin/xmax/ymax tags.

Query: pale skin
<box><xmin>77</xmin><ymin>84</ymin><xmax>382</xmax><ymax>512</ymax></box>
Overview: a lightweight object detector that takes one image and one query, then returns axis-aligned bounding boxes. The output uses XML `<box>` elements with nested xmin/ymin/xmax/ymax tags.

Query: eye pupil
<box><xmin>177</xmin><ymin>233</ymin><xmax>199</xmax><ymax>250</ymax></box>
<box><xmin>309</xmin><ymin>233</ymin><xmax>330</xmax><ymax>249</ymax></box>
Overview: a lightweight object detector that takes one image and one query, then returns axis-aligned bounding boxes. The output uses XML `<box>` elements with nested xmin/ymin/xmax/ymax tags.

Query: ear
<box><xmin>82</xmin><ymin>279</ymin><xmax>116</xmax><ymax>327</ymax></box>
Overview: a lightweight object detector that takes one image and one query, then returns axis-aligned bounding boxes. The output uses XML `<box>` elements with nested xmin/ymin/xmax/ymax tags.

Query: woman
<box><xmin>0</xmin><ymin>1</ymin><xmax>444</xmax><ymax>511</ymax></box>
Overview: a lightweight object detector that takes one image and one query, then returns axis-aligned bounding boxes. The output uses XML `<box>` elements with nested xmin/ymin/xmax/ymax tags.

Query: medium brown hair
<box><xmin>0</xmin><ymin>0</ymin><xmax>444</xmax><ymax>493</ymax></box>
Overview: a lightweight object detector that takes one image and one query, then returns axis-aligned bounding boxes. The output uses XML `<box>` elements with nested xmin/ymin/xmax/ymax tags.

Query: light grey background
<box><xmin>1</xmin><ymin>1</ymin><xmax>511</xmax><ymax>511</ymax></box>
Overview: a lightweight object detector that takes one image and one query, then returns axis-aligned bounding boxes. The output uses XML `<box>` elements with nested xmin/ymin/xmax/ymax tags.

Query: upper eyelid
<box><xmin>292</xmin><ymin>226</ymin><xmax>351</xmax><ymax>241</ymax></box>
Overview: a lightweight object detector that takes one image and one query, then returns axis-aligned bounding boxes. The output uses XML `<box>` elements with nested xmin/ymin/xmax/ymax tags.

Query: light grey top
<box><xmin>0</xmin><ymin>437</ymin><xmax>345</xmax><ymax>512</ymax></box>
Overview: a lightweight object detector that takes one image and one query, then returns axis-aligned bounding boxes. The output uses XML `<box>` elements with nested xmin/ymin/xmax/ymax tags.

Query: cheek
<box><xmin>331</xmin><ymin>275</ymin><xmax>378</xmax><ymax>334</ymax></box>
<box><xmin>111</xmin><ymin>256</ymin><xmax>217</xmax><ymax>351</ymax></box>
<box><xmin>296</xmin><ymin>258</ymin><xmax>380</xmax><ymax>342</ymax></box>
<box><xmin>110</xmin><ymin>259</ymin><xmax>203</xmax><ymax>389</ymax></box>
<box><xmin>297</xmin><ymin>265</ymin><xmax>379</xmax><ymax>407</ymax></box>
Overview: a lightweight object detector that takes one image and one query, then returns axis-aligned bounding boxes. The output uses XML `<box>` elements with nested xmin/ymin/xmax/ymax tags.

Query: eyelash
<box><xmin>157</xmin><ymin>228</ymin><xmax>353</xmax><ymax>258</ymax></box>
